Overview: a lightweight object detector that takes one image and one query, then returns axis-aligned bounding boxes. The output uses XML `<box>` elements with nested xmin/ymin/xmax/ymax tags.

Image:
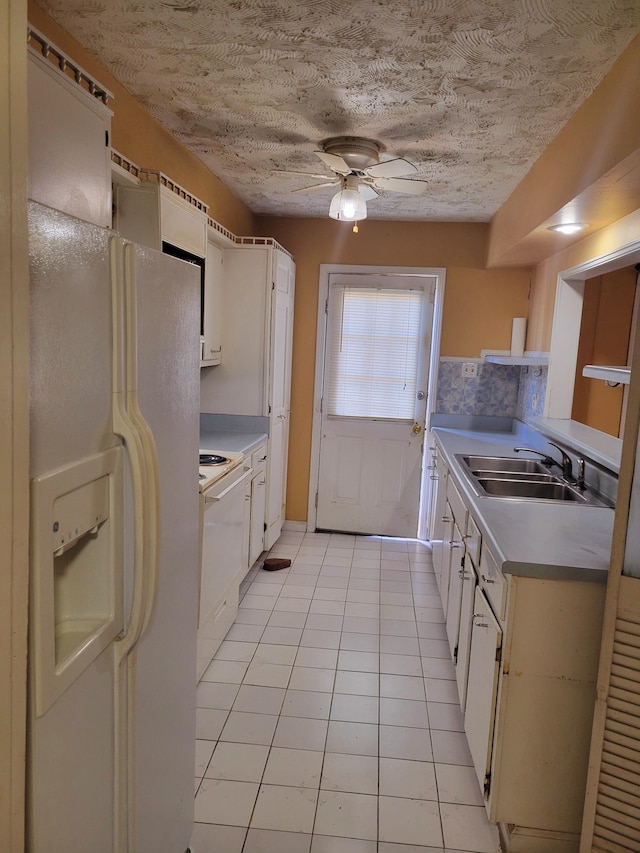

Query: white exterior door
<box><xmin>316</xmin><ymin>274</ymin><xmax>434</xmax><ymax>536</ymax></box>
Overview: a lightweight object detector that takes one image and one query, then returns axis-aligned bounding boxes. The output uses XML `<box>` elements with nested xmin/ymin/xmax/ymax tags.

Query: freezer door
<box><xmin>28</xmin><ymin>201</ymin><xmax>119</xmax><ymax>853</ymax></box>
<box><xmin>126</xmin><ymin>243</ymin><xmax>200</xmax><ymax>853</ymax></box>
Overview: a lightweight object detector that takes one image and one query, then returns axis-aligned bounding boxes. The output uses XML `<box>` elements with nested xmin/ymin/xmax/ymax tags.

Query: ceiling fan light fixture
<box><xmin>329</xmin><ymin>175</ymin><xmax>367</xmax><ymax>222</ymax></box>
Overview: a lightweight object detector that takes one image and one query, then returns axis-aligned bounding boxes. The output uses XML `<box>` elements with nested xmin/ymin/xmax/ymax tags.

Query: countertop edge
<box><xmin>431</xmin><ymin>426</ymin><xmax>613</xmax><ymax>584</ymax></box>
<box><xmin>200</xmin><ymin>429</ymin><xmax>268</xmax><ymax>458</ymax></box>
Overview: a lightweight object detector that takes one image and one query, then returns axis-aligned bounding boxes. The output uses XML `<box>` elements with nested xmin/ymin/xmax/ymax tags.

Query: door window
<box><xmin>325</xmin><ymin>286</ymin><xmax>424</xmax><ymax>420</ymax></box>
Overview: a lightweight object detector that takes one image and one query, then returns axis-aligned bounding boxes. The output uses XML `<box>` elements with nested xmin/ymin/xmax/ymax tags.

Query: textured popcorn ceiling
<box><xmin>36</xmin><ymin>0</ymin><xmax>640</xmax><ymax>221</ymax></box>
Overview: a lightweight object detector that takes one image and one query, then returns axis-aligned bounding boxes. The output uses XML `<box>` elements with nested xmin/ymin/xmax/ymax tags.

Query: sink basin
<box><xmin>461</xmin><ymin>455</ymin><xmax>549</xmax><ymax>474</ymax></box>
<box><xmin>470</xmin><ymin>470</ymin><xmax>558</xmax><ymax>482</ymax></box>
<box><xmin>453</xmin><ymin>453</ymin><xmax>613</xmax><ymax>507</ymax></box>
<box><xmin>476</xmin><ymin>478</ymin><xmax>585</xmax><ymax>502</ymax></box>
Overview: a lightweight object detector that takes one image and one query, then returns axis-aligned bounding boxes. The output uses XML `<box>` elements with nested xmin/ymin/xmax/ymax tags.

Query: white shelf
<box><xmin>582</xmin><ymin>365</ymin><xmax>631</xmax><ymax>385</ymax></box>
<box><xmin>484</xmin><ymin>355</ymin><xmax>549</xmax><ymax>366</ymax></box>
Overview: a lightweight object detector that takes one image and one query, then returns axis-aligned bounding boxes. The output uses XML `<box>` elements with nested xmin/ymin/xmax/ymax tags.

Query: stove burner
<box><xmin>200</xmin><ymin>453</ymin><xmax>229</xmax><ymax>466</ymax></box>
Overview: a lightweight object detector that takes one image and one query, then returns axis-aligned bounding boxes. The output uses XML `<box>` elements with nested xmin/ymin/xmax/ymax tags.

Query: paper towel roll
<box><xmin>510</xmin><ymin>318</ymin><xmax>526</xmax><ymax>357</ymax></box>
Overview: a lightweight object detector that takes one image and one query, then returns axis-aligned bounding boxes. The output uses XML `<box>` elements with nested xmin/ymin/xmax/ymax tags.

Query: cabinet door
<box><xmin>265</xmin><ymin>252</ymin><xmax>295</xmax><ymax>548</ymax></box>
<box><xmin>455</xmin><ymin>553</ymin><xmax>477</xmax><ymax>711</ymax></box>
<box><xmin>445</xmin><ymin>517</ymin><xmax>465</xmax><ymax>662</ymax></box>
<box><xmin>439</xmin><ymin>502</ymin><xmax>454</xmax><ymax>613</ymax></box>
<box><xmin>202</xmin><ymin>242</ymin><xmax>223</xmax><ymax>365</ymax></box>
<box><xmin>200</xmin><ymin>247</ymin><xmax>269</xmax><ymax>415</ymax></box>
<box><xmin>431</xmin><ymin>454</ymin><xmax>448</xmax><ymax>592</ymax></box>
<box><xmin>464</xmin><ymin>586</ymin><xmax>502</xmax><ymax>797</ymax></box>
<box><xmin>159</xmin><ymin>186</ymin><xmax>207</xmax><ymax>257</ymax></box>
<box><xmin>28</xmin><ymin>51</ymin><xmax>112</xmax><ymax>228</ymax></box>
<box><xmin>250</xmin><ymin>469</ymin><xmax>267</xmax><ymax>567</ymax></box>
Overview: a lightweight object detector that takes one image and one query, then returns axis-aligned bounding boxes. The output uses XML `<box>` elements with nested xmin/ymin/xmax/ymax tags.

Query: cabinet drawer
<box><xmin>446</xmin><ymin>475</ymin><xmax>467</xmax><ymax>529</ymax></box>
<box><xmin>479</xmin><ymin>546</ymin><xmax>506</xmax><ymax>622</ymax></box>
<box><xmin>465</xmin><ymin>514</ymin><xmax>482</xmax><ymax>569</ymax></box>
<box><xmin>251</xmin><ymin>444</ymin><xmax>268</xmax><ymax>472</ymax></box>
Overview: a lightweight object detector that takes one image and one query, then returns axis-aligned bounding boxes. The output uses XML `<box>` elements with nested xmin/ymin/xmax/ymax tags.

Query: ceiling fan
<box><xmin>276</xmin><ymin>136</ymin><xmax>429</xmax><ymax>224</ymax></box>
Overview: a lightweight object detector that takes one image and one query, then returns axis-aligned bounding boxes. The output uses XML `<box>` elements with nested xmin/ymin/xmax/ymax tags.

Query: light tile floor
<box><xmin>192</xmin><ymin>531</ymin><xmax>501</xmax><ymax>853</ymax></box>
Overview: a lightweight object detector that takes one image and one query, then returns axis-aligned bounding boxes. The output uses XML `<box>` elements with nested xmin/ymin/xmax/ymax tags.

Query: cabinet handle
<box><xmin>473</xmin><ymin>613</ymin><xmax>488</xmax><ymax>627</ymax></box>
<box><xmin>458</xmin><ymin>569</ymin><xmax>471</xmax><ymax>579</ymax></box>
<box><xmin>481</xmin><ymin>574</ymin><xmax>495</xmax><ymax>584</ymax></box>
<box><xmin>450</xmin><ymin>541</ymin><xmax>462</xmax><ymax>549</ymax></box>
<box><xmin>430</xmin><ymin>475</ymin><xmax>438</xmax><ymax>480</ymax></box>
<box><xmin>441</xmin><ymin>516</ymin><xmax>451</xmax><ymax>523</ymax></box>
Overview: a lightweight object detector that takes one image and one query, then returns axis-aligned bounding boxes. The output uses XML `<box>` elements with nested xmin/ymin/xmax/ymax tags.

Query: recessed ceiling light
<box><xmin>547</xmin><ymin>222</ymin><xmax>586</xmax><ymax>235</ymax></box>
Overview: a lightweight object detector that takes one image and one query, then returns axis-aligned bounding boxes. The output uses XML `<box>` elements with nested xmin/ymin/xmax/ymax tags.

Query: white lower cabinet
<box><xmin>464</xmin><ymin>586</ymin><xmax>502</xmax><ymax>797</ymax></box>
<box><xmin>432</xmin><ymin>438</ymin><xmax>607</xmax><ymax>853</ymax></box>
<box><xmin>430</xmin><ymin>452</ymin><xmax>448</xmax><ymax>594</ymax></box>
<box><xmin>455</xmin><ymin>550</ymin><xmax>477</xmax><ymax>711</ymax></box>
<box><xmin>444</xmin><ymin>515</ymin><xmax>465</xmax><ymax>661</ymax></box>
<box><xmin>248</xmin><ymin>445</ymin><xmax>268</xmax><ymax>569</ymax></box>
<box><xmin>442</xmin><ymin>475</ymin><xmax>467</xmax><ymax>636</ymax></box>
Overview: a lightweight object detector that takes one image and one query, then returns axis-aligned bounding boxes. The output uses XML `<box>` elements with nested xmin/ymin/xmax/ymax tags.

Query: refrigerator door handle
<box><xmin>110</xmin><ymin>238</ymin><xmax>160</xmax><ymax>659</ymax></box>
<box><xmin>123</xmin><ymin>242</ymin><xmax>161</xmax><ymax>641</ymax></box>
<box><xmin>111</xmin><ymin>238</ymin><xmax>162</xmax><ymax>853</ymax></box>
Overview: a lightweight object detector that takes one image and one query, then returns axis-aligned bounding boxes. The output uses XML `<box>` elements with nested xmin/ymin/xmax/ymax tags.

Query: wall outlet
<box><xmin>462</xmin><ymin>362</ymin><xmax>478</xmax><ymax>378</ymax></box>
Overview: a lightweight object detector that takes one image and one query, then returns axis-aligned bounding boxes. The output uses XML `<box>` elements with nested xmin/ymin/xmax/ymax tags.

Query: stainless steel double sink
<box><xmin>454</xmin><ymin>454</ymin><xmax>613</xmax><ymax>507</ymax></box>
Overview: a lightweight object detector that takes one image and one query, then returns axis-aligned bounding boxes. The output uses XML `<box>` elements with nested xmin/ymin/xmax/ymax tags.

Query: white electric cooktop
<box><xmin>198</xmin><ymin>449</ymin><xmax>244</xmax><ymax>491</ymax></box>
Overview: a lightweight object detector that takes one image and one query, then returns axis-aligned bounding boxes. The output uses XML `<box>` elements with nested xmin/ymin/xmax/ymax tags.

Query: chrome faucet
<box><xmin>514</xmin><ymin>442</ymin><xmax>573</xmax><ymax>480</ymax></box>
<box><xmin>576</xmin><ymin>458</ymin><xmax>586</xmax><ymax>489</ymax></box>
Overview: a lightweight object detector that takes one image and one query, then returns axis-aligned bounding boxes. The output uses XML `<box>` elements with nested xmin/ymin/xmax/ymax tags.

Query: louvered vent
<box><xmin>593</xmin><ymin>616</ymin><xmax>640</xmax><ymax>853</ymax></box>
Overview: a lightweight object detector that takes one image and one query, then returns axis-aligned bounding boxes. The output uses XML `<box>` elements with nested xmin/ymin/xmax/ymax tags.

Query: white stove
<box><xmin>198</xmin><ymin>449</ymin><xmax>244</xmax><ymax>491</ymax></box>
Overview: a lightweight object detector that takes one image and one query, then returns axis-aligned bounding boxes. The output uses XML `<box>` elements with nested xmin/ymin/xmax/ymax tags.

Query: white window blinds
<box><xmin>325</xmin><ymin>285</ymin><xmax>423</xmax><ymax>420</ymax></box>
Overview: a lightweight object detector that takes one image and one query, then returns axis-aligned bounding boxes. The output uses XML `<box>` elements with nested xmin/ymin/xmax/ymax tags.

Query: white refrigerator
<box><xmin>27</xmin><ymin>200</ymin><xmax>200</xmax><ymax>853</ymax></box>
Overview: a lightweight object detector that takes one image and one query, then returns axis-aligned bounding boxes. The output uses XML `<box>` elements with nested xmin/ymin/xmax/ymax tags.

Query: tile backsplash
<box><xmin>516</xmin><ymin>365</ymin><xmax>548</xmax><ymax>421</ymax></box>
<box><xmin>435</xmin><ymin>360</ymin><xmax>548</xmax><ymax>420</ymax></box>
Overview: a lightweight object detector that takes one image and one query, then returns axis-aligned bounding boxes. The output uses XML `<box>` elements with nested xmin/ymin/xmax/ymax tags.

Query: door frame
<box><xmin>307</xmin><ymin>263</ymin><xmax>446</xmax><ymax>533</ymax></box>
<box><xmin>1</xmin><ymin>2</ymin><xmax>29</xmax><ymax>851</ymax></box>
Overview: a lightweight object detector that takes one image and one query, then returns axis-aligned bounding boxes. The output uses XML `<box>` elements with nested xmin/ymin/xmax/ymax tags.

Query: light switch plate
<box><xmin>462</xmin><ymin>362</ymin><xmax>478</xmax><ymax>378</ymax></box>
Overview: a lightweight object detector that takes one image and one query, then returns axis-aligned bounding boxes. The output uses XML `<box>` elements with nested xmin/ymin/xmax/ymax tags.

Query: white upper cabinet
<box><xmin>28</xmin><ymin>39</ymin><xmax>112</xmax><ymax>228</ymax></box>
<box><xmin>199</xmin><ymin>240</ymin><xmax>295</xmax><ymax>546</ymax></box>
<box><xmin>114</xmin><ymin>179</ymin><xmax>207</xmax><ymax>259</ymax></box>
<box><xmin>201</xmin><ymin>241</ymin><xmax>224</xmax><ymax>366</ymax></box>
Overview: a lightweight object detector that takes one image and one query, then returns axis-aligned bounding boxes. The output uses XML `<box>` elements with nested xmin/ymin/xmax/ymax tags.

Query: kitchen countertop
<box><xmin>432</xmin><ymin>425</ymin><xmax>615</xmax><ymax>583</ymax></box>
<box><xmin>200</xmin><ymin>429</ymin><xmax>267</xmax><ymax>458</ymax></box>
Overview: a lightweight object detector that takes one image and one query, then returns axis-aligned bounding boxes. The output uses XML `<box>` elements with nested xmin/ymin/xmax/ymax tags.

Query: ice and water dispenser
<box><xmin>30</xmin><ymin>446</ymin><xmax>124</xmax><ymax>715</ymax></box>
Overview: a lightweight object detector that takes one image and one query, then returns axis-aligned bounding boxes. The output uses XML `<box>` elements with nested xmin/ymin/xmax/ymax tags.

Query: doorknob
<box><xmin>416</xmin><ymin>391</ymin><xmax>425</xmax><ymax>400</ymax></box>
<box><xmin>412</xmin><ymin>423</ymin><xmax>422</xmax><ymax>435</ymax></box>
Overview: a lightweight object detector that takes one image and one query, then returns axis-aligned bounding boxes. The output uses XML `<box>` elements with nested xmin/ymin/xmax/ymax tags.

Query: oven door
<box><xmin>199</xmin><ymin>464</ymin><xmax>252</xmax><ymax>641</ymax></box>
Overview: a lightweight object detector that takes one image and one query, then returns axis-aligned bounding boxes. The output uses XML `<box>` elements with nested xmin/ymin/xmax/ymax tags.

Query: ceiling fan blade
<box><xmin>272</xmin><ymin>169</ymin><xmax>335</xmax><ymax>180</ymax></box>
<box><xmin>372</xmin><ymin>176</ymin><xmax>429</xmax><ymax>195</ymax></box>
<box><xmin>314</xmin><ymin>151</ymin><xmax>351</xmax><ymax>175</ymax></box>
<box><xmin>291</xmin><ymin>181</ymin><xmax>340</xmax><ymax>194</ymax></box>
<box><xmin>359</xmin><ymin>184</ymin><xmax>379</xmax><ymax>201</ymax></box>
<box><xmin>366</xmin><ymin>158</ymin><xmax>417</xmax><ymax>179</ymax></box>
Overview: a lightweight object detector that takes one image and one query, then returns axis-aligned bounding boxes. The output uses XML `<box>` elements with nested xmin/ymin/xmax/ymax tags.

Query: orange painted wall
<box><xmin>572</xmin><ymin>266</ymin><xmax>636</xmax><ymax>436</ymax></box>
<box><xmin>257</xmin><ymin>216</ymin><xmax>530</xmax><ymax>521</ymax></box>
<box><xmin>28</xmin><ymin>1</ymin><xmax>255</xmax><ymax>236</ymax></box>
